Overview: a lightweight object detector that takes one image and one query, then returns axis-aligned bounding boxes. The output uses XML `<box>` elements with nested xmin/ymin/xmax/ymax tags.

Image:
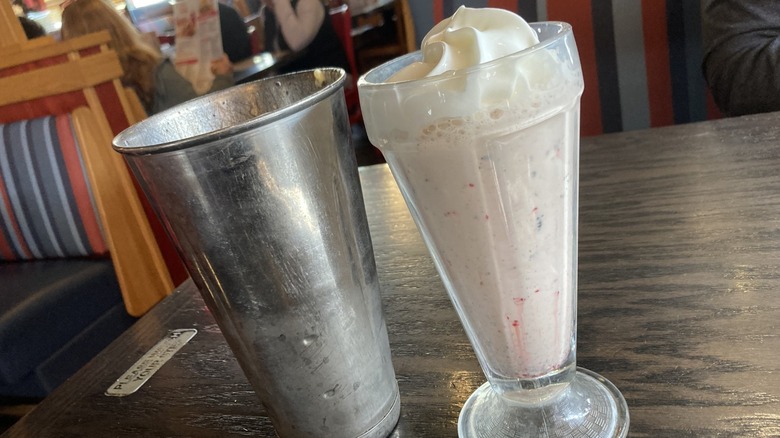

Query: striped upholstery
<box><xmin>407</xmin><ymin>1</ymin><xmax>721</xmax><ymax>136</ymax></box>
<box><xmin>0</xmin><ymin>113</ymin><xmax>108</xmax><ymax>261</ymax></box>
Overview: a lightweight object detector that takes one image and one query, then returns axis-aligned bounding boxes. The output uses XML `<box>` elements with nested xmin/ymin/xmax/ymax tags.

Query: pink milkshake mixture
<box><xmin>360</xmin><ymin>7</ymin><xmax>584</xmax><ymax>385</ymax></box>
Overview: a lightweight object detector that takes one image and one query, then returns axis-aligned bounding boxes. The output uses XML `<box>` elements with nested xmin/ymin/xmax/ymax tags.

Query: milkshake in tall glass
<box><xmin>359</xmin><ymin>7</ymin><xmax>629</xmax><ymax>437</ymax></box>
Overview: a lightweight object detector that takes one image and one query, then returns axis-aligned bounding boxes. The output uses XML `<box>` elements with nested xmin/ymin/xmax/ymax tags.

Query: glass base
<box><xmin>458</xmin><ymin>367</ymin><xmax>629</xmax><ymax>437</ymax></box>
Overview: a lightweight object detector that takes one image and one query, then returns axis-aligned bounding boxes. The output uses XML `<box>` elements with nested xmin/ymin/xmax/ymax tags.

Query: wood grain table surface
<box><xmin>5</xmin><ymin>112</ymin><xmax>780</xmax><ymax>437</ymax></box>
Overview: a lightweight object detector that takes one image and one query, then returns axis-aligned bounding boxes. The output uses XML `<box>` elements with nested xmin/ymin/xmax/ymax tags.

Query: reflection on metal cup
<box><xmin>113</xmin><ymin>68</ymin><xmax>400</xmax><ymax>437</ymax></box>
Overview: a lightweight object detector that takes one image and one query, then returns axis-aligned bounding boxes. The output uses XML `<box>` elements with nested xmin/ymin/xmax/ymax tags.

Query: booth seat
<box><xmin>0</xmin><ymin>9</ymin><xmax>179</xmax><ymax>398</ymax></box>
<box><xmin>0</xmin><ymin>260</ymin><xmax>134</xmax><ymax>397</ymax></box>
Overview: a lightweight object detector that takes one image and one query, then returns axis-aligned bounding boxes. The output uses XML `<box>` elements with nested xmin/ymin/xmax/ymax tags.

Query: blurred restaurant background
<box><xmin>10</xmin><ymin>0</ymin><xmax>721</xmax><ymax>137</ymax></box>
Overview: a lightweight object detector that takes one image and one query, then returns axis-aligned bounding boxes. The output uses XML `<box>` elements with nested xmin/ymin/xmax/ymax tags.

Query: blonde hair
<box><xmin>61</xmin><ymin>0</ymin><xmax>161</xmax><ymax>108</ymax></box>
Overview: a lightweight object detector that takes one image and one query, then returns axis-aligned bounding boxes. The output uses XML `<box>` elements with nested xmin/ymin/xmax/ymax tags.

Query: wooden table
<box><xmin>5</xmin><ymin>112</ymin><xmax>780</xmax><ymax>437</ymax></box>
<box><xmin>232</xmin><ymin>51</ymin><xmax>295</xmax><ymax>84</ymax></box>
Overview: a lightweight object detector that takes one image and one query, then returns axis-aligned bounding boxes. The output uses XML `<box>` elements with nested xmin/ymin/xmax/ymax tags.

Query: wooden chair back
<box><xmin>0</xmin><ymin>22</ymin><xmax>175</xmax><ymax>316</ymax></box>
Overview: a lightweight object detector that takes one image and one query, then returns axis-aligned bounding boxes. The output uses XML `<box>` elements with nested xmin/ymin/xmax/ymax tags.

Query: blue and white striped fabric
<box><xmin>0</xmin><ymin>113</ymin><xmax>108</xmax><ymax>261</ymax></box>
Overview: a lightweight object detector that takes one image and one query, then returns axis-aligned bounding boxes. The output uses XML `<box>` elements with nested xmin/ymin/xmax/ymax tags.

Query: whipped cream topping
<box><xmin>387</xmin><ymin>6</ymin><xmax>539</xmax><ymax>82</ymax></box>
<box><xmin>358</xmin><ymin>7</ymin><xmax>583</xmax><ymax>150</ymax></box>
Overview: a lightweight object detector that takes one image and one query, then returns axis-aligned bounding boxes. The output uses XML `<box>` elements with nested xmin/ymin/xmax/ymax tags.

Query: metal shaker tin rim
<box><xmin>112</xmin><ymin>67</ymin><xmax>346</xmax><ymax>156</ymax></box>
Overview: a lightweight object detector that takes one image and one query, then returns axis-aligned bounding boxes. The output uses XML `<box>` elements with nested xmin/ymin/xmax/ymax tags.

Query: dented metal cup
<box><xmin>113</xmin><ymin>68</ymin><xmax>400</xmax><ymax>437</ymax></box>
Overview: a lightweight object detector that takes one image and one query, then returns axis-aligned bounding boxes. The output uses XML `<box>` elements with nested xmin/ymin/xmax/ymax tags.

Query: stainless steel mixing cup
<box><xmin>112</xmin><ymin>68</ymin><xmax>400</xmax><ymax>438</ymax></box>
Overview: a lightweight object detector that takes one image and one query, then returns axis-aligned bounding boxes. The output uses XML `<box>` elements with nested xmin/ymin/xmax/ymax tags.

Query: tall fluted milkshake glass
<box><xmin>358</xmin><ymin>9</ymin><xmax>629</xmax><ymax>437</ymax></box>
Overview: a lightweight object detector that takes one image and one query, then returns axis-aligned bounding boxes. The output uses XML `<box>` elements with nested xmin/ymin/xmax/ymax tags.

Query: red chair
<box><xmin>329</xmin><ymin>3</ymin><xmax>362</xmax><ymax>125</ymax></box>
<box><xmin>244</xmin><ymin>13</ymin><xmax>264</xmax><ymax>55</ymax></box>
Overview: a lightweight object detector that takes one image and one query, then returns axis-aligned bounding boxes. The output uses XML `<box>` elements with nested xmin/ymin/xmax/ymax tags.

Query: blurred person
<box><xmin>61</xmin><ymin>0</ymin><xmax>234</xmax><ymax>115</ymax></box>
<box><xmin>12</xmin><ymin>0</ymin><xmax>41</xmax><ymax>14</ymax></box>
<box><xmin>19</xmin><ymin>15</ymin><xmax>46</xmax><ymax>38</ymax></box>
<box><xmin>702</xmin><ymin>0</ymin><xmax>780</xmax><ymax>116</ymax></box>
<box><xmin>261</xmin><ymin>0</ymin><xmax>349</xmax><ymax>74</ymax></box>
<box><xmin>12</xmin><ymin>0</ymin><xmax>30</xmax><ymax>14</ymax></box>
<box><xmin>218</xmin><ymin>2</ymin><xmax>253</xmax><ymax>62</ymax></box>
